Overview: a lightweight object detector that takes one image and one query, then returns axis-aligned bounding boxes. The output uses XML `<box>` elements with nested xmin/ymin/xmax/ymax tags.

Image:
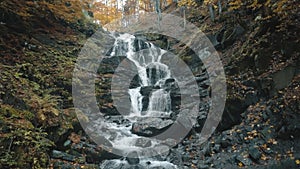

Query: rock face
<box><xmin>132</xmin><ymin>118</ymin><xmax>174</xmax><ymax>136</ymax></box>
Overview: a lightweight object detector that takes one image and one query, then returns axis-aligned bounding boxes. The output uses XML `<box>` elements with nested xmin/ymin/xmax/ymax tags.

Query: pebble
<box><xmin>236</xmin><ymin>155</ymin><xmax>252</xmax><ymax>166</ymax></box>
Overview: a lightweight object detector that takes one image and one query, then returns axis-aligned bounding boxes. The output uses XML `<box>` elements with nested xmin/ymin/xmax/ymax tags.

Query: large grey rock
<box><xmin>52</xmin><ymin>150</ymin><xmax>85</xmax><ymax>163</ymax></box>
<box><xmin>272</xmin><ymin>66</ymin><xmax>296</xmax><ymax>90</ymax></box>
<box><xmin>135</xmin><ymin>138</ymin><xmax>152</xmax><ymax>148</ymax></box>
<box><xmin>131</xmin><ymin>118</ymin><xmax>174</xmax><ymax>136</ymax></box>
<box><xmin>259</xmin><ymin>66</ymin><xmax>296</xmax><ymax>96</ymax></box>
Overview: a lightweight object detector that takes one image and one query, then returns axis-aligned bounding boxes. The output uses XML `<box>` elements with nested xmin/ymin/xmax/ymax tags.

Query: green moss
<box><xmin>0</xmin><ymin>105</ymin><xmax>54</xmax><ymax>168</ymax></box>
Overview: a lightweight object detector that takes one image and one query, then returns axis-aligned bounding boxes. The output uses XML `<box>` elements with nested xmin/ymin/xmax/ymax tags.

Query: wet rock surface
<box><xmin>132</xmin><ymin>118</ymin><xmax>174</xmax><ymax>136</ymax></box>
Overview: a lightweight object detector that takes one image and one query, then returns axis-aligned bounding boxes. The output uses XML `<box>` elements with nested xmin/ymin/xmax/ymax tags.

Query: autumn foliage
<box><xmin>227</xmin><ymin>0</ymin><xmax>298</xmax><ymax>20</ymax></box>
<box><xmin>1</xmin><ymin>0</ymin><xmax>92</xmax><ymax>23</ymax></box>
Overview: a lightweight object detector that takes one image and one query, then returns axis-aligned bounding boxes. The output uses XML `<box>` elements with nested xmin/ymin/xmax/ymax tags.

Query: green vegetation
<box><xmin>0</xmin><ymin>105</ymin><xmax>53</xmax><ymax>168</ymax></box>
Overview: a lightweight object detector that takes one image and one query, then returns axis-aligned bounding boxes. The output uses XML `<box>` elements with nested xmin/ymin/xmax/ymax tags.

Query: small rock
<box><xmin>192</xmin><ymin>159</ymin><xmax>198</xmax><ymax>164</ymax></box>
<box><xmin>52</xmin><ymin>150</ymin><xmax>83</xmax><ymax>163</ymax></box>
<box><xmin>63</xmin><ymin>140</ymin><xmax>71</xmax><ymax>147</ymax></box>
<box><xmin>126</xmin><ymin>151</ymin><xmax>140</xmax><ymax>165</ymax></box>
<box><xmin>198</xmin><ymin>164</ymin><xmax>209</xmax><ymax>169</ymax></box>
<box><xmin>181</xmin><ymin>153</ymin><xmax>190</xmax><ymax>162</ymax></box>
<box><xmin>213</xmin><ymin>144</ymin><xmax>221</xmax><ymax>153</ymax></box>
<box><xmin>220</xmin><ymin>138</ymin><xmax>232</xmax><ymax>148</ymax></box>
<box><xmin>135</xmin><ymin>138</ymin><xmax>152</xmax><ymax>148</ymax></box>
<box><xmin>249</xmin><ymin>147</ymin><xmax>261</xmax><ymax>162</ymax></box>
<box><xmin>236</xmin><ymin>155</ymin><xmax>252</xmax><ymax>166</ymax></box>
<box><xmin>204</xmin><ymin>158</ymin><xmax>213</xmax><ymax>164</ymax></box>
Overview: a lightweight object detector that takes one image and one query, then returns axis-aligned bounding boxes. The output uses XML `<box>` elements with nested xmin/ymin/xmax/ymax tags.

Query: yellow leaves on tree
<box><xmin>93</xmin><ymin>0</ymin><xmax>175</xmax><ymax>25</ymax></box>
<box><xmin>204</xmin><ymin>0</ymin><xmax>219</xmax><ymax>6</ymax></box>
<box><xmin>38</xmin><ymin>0</ymin><xmax>92</xmax><ymax>23</ymax></box>
<box><xmin>228</xmin><ymin>0</ymin><xmax>297</xmax><ymax>21</ymax></box>
<box><xmin>272</xmin><ymin>0</ymin><xmax>295</xmax><ymax>17</ymax></box>
<box><xmin>178</xmin><ymin>0</ymin><xmax>198</xmax><ymax>7</ymax></box>
<box><xmin>93</xmin><ymin>1</ymin><xmax>122</xmax><ymax>25</ymax></box>
<box><xmin>228</xmin><ymin>0</ymin><xmax>242</xmax><ymax>11</ymax></box>
<box><xmin>1</xmin><ymin>0</ymin><xmax>93</xmax><ymax>23</ymax></box>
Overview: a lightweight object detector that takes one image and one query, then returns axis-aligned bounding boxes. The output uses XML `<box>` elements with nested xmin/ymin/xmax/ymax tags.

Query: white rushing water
<box><xmin>128</xmin><ymin>87</ymin><xmax>143</xmax><ymax>116</ymax></box>
<box><xmin>99</xmin><ymin>33</ymin><xmax>178</xmax><ymax>168</ymax></box>
<box><xmin>148</xmin><ymin>89</ymin><xmax>171</xmax><ymax>116</ymax></box>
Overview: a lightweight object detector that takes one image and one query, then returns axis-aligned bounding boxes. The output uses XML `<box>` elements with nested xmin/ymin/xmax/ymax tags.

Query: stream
<box><xmin>99</xmin><ymin>33</ymin><xmax>179</xmax><ymax>168</ymax></box>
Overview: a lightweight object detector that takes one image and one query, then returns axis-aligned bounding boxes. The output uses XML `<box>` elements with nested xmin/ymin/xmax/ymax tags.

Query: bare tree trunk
<box><xmin>155</xmin><ymin>0</ymin><xmax>162</xmax><ymax>29</ymax></box>
<box><xmin>209</xmin><ymin>4</ymin><xmax>215</xmax><ymax>22</ymax></box>
<box><xmin>180</xmin><ymin>6</ymin><xmax>186</xmax><ymax>29</ymax></box>
<box><xmin>136</xmin><ymin>0</ymin><xmax>140</xmax><ymax>21</ymax></box>
<box><xmin>218</xmin><ymin>0</ymin><xmax>222</xmax><ymax>14</ymax></box>
<box><xmin>183</xmin><ymin>7</ymin><xmax>186</xmax><ymax>29</ymax></box>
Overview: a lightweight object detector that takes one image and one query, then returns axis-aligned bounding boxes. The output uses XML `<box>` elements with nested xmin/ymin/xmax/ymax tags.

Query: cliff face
<box><xmin>0</xmin><ymin>0</ymin><xmax>299</xmax><ymax>168</ymax></box>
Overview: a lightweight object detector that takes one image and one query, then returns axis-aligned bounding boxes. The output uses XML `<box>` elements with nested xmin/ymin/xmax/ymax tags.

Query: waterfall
<box><xmin>148</xmin><ymin>89</ymin><xmax>171</xmax><ymax>113</ymax></box>
<box><xmin>128</xmin><ymin>87</ymin><xmax>143</xmax><ymax>116</ymax></box>
<box><xmin>98</xmin><ymin>33</ymin><xmax>178</xmax><ymax>168</ymax></box>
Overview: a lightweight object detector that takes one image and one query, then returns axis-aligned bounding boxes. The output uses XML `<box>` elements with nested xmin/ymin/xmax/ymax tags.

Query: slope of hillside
<box><xmin>0</xmin><ymin>1</ymin><xmax>99</xmax><ymax>168</ymax></box>
<box><xmin>165</xmin><ymin>2</ymin><xmax>300</xmax><ymax>168</ymax></box>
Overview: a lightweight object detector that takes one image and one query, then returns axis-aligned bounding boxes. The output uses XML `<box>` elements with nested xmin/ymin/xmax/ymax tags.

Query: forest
<box><xmin>0</xmin><ymin>0</ymin><xmax>299</xmax><ymax>168</ymax></box>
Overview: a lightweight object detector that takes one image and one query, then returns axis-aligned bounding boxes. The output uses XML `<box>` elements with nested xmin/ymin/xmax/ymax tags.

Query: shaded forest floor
<box><xmin>0</xmin><ymin>1</ymin><xmax>300</xmax><ymax>168</ymax></box>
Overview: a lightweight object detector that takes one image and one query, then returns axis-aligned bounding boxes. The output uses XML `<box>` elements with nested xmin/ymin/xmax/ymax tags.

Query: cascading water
<box><xmin>148</xmin><ymin>89</ymin><xmax>171</xmax><ymax>114</ymax></box>
<box><xmin>128</xmin><ymin>87</ymin><xmax>143</xmax><ymax>115</ymax></box>
<box><xmin>99</xmin><ymin>33</ymin><xmax>178</xmax><ymax>169</ymax></box>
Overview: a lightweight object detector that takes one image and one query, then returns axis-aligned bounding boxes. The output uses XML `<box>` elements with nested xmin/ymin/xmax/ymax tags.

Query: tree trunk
<box><xmin>209</xmin><ymin>4</ymin><xmax>215</xmax><ymax>22</ymax></box>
